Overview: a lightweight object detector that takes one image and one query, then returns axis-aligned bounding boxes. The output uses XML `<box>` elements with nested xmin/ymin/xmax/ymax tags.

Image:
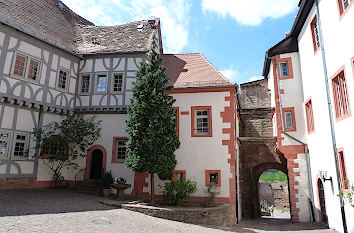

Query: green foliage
<box><xmin>259</xmin><ymin>170</ymin><xmax>287</xmax><ymax>182</ymax></box>
<box><xmin>161</xmin><ymin>179</ymin><xmax>197</xmax><ymax>205</ymax></box>
<box><xmin>203</xmin><ymin>183</ymin><xmax>221</xmax><ymax>207</ymax></box>
<box><xmin>125</xmin><ymin>40</ymin><xmax>180</xmax><ymax>182</ymax></box>
<box><xmin>32</xmin><ymin>114</ymin><xmax>101</xmax><ymax>186</ymax></box>
<box><xmin>102</xmin><ymin>171</ymin><xmax>115</xmax><ymax>189</ymax></box>
<box><xmin>338</xmin><ymin>180</ymin><xmax>354</xmax><ymax>208</ymax></box>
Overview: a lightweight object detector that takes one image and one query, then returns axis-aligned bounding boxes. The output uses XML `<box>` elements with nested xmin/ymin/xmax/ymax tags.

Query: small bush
<box><xmin>203</xmin><ymin>183</ymin><xmax>221</xmax><ymax>207</ymax></box>
<box><xmin>161</xmin><ymin>179</ymin><xmax>197</xmax><ymax>205</ymax></box>
<box><xmin>102</xmin><ymin>170</ymin><xmax>114</xmax><ymax>189</ymax></box>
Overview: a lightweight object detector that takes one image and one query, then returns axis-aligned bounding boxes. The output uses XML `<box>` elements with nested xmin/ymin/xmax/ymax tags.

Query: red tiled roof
<box><xmin>163</xmin><ymin>53</ymin><xmax>236</xmax><ymax>89</ymax></box>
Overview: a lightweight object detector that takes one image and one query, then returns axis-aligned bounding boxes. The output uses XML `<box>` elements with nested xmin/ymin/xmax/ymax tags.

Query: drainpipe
<box><xmin>235</xmin><ymin>87</ymin><xmax>240</xmax><ymax>224</ymax></box>
<box><xmin>314</xmin><ymin>0</ymin><xmax>347</xmax><ymax>232</ymax></box>
<box><xmin>267</xmin><ymin>54</ymin><xmax>315</xmax><ymax>222</ymax></box>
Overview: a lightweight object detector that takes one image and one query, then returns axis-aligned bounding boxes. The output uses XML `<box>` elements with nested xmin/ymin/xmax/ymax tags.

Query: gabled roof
<box><xmin>163</xmin><ymin>53</ymin><xmax>236</xmax><ymax>89</ymax></box>
<box><xmin>262</xmin><ymin>0</ymin><xmax>315</xmax><ymax>77</ymax></box>
<box><xmin>0</xmin><ymin>0</ymin><xmax>157</xmax><ymax>56</ymax></box>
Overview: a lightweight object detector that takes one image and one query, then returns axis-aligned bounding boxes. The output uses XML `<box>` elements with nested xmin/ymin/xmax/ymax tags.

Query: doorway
<box><xmin>318</xmin><ymin>179</ymin><xmax>328</xmax><ymax>225</ymax></box>
<box><xmin>90</xmin><ymin>149</ymin><xmax>103</xmax><ymax>179</ymax></box>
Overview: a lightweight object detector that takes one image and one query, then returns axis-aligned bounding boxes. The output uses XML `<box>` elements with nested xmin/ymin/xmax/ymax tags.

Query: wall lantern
<box><xmin>319</xmin><ymin>171</ymin><xmax>332</xmax><ymax>183</ymax></box>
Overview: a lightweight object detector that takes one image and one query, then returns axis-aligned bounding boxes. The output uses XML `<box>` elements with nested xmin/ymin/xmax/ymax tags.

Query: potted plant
<box><xmin>116</xmin><ymin>177</ymin><xmax>126</xmax><ymax>185</ymax></box>
<box><xmin>102</xmin><ymin>170</ymin><xmax>114</xmax><ymax>197</ymax></box>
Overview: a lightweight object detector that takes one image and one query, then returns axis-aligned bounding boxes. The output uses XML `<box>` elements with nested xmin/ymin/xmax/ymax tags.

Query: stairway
<box><xmin>75</xmin><ymin>180</ymin><xmax>101</xmax><ymax>195</ymax></box>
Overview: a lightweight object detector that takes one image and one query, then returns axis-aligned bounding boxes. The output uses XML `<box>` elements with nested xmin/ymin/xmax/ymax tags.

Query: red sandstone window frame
<box><xmin>191</xmin><ymin>106</ymin><xmax>212</xmax><ymax>137</ymax></box>
<box><xmin>337</xmin><ymin>148</ymin><xmax>349</xmax><ymax>194</ymax></box>
<box><xmin>337</xmin><ymin>0</ymin><xmax>353</xmax><ymax>19</ymax></box>
<box><xmin>112</xmin><ymin>137</ymin><xmax>128</xmax><ymax>164</ymax></box>
<box><xmin>173</xmin><ymin>170</ymin><xmax>186</xmax><ymax>181</ymax></box>
<box><xmin>173</xmin><ymin>107</ymin><xmax>180</xmax><ymax>136</ymax></box>
<box><xmin>305</xmin><ymin>98</ymin><xmax>315</xmax><ymax>134</ymax></box>
<box><xmin>310</xmin><ymin>15</ymin><xmax>320</xmax><ymax>54</ymax></box>
<box><xmin>40</xmin><ymin>135</ymin><xmax>69</xmax><ymax>159</ymax></box>
<box><xmin>278</xmin><ymin>57</ymin><xmax>294</xmax><ymax>80</ymax></box>
<box><xmin>283</xmin><ymin>107</ymin><xmax>296</xmax><ymax>132</ymax></box>
<box><xmin>205</xmin><ymin>170</ymin><xmax>221</xmax><ymax>186</ymax></box>
<box><xmin>331</xmin><ymin>67</ymin><xmax>351</xmax><ymax>121</ymax></box>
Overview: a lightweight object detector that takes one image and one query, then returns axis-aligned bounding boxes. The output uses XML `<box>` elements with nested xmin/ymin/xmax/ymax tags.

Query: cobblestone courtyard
<box><xmin>0</xmin><ymin>189</ymin><xmax>336</xmax><ymax>233</ymax></box>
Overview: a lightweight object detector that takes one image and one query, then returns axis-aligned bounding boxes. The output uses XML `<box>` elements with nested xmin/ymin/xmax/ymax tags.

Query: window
<box><xmin>305</xmin><ymin>98</ymin><xmax>315</xmax><ymax>134</ymax></box>
<box><xmin>283</xmin><ymin>107</ymin><xmax>296</xmax><ymax>132</ymax></box>
<box><xmin>95</xmin><ymin>74</ymin><xmax>107</xmax><ymax>93</ymax></box>
<box><xmin>112</xmin><ymin>137</ymin><xmax>128</xmax><ymax>163</ymax></box>
<box><xmin>280</xmin><ymin>62</ymin><xmax>289</xmax><ymax>77</ymax></box>
<box><xmin>112</xmin><ymin>74</ymin><xmax>123</xmax><ymax>93</ymax></box>
<box><xmin>173</xmin><ymin>170</ymin><xmax>186</xmax><ymax>181</ymax></box>
<box><xmin>278</xmin><ymin>57</ymin><xmax>293</xmax><ymax>80</ymax></box>
<box><xmin>173</xmin><ymin>107</ymin><xmax>179</xmax><ymax>136</ymax></box>
<box><xmin>11</xmin><ymin>52</ymin><xmax>41</xmax><ymax>82</ymax></box>
<box><xmin>338</xmin><ymin>0</ymin><xmax>353</xmax><ymax>15</ymax></box>
<box><xmin>310</xmin><ymin>16</ymin><xmax>320</xmax><ymax>53</ymax></box>
<box><xmin>12</xmin><ymin>133</ymin><xmax>29</xmax><ymax>158</ymax></box>
<box><xmin>205</xmin><ymin>170</ymin><xmax>221</xmax><ymax>186</ymax></box>
<box><xmin>42</xmin><ymin>136</ymin><xmax>68</xmax><ymax>158</ymax></box>
<box><xmin>332</xmin><ymin>70</ymin><xmax>350</xmax><ymax>120</ymax></box>
<box><xmin>57</xmin><ymin>68</ymin><xmax>69</xmax><ymax>91</ymax></box>
<box><xmin>337</xmin><ymin>149</ymin><xmax>349</xmax><ymax>191</ymax></box>
<box><xmin>79</xmin><ymin>74</ymin><xmax>91</xmax><ymax>94</ymax></box>
<box><xmin>0</xmin><ymin>131</ymin><xmax>11</xmax><ymax>158</ymax></box>
<box><xmin>191</xmin><ymin>106</ymin><xmax>212</xmax><ymax>137</ymax></box>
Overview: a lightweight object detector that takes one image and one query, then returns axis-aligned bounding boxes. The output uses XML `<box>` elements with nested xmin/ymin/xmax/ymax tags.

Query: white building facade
<box><xmin>264</xmin><ymin>0</ymin><xmax>354</xmax><ymax>232</ymax></box>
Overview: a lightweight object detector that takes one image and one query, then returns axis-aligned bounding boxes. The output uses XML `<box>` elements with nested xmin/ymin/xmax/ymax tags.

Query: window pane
<box><xmin>116</xmin><ymin>140</ymin><xmax>127</xmax><ymax>160</ymax></box>
<box><xmin>113</xmin><ymin>74</ymin><xmax>123</xmax><ymax>92</ymax></box>
<box><xmin>14</xmin><ymin>54</ymin><xmax>27</xmax><ymax>77</ymax></box>
<box><xmin>27</xmin><ymin>59</ymin><xmax>40</xmax><ymax>81</ymax></box>
<box><xmin>97</xmin><ymin>75</ymin><xmax>107</xmax><ymax>92</ymax></box>
<box><xmin>0</xmin><ymin>141</ymin><xmax>8</xmax><ymax>156</ymax></box>
<box><xmin>81</xmin><ymin>75</ymin><xmax>90</xmax><ymax>93</ymax></box>
<box><xmin>285</xmin><ymin>112</ymin><xmax>293</xmax><ymax>129</ymax></box>
<box><xmin>175</xmin><ymin>172</ymin><xmax>184</xmax><ymax>181</ymax></box>
<box><xmin>209</xmin><ymin>173</ymin><xmax>218</xmax><ymax>184</ymax></box>
<box><xmin>195</xmin><ymin>109</ymin><xmax>209</xmax><ymax>135</ymax></box>
<box><xmin>58</xmin><ymin>70</ymin><xmax>68</xmax><ymax>89</ymax></box>
<box><xmin>280</xmin><ymin>62</ymin><xmax>289</xmax><ymax>77</ymax></box>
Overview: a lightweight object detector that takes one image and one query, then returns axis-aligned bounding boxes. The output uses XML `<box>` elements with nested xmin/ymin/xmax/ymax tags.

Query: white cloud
<box><xmin>221</xmin><ymin>68</ymin><xmax>239</xmax><ymax>82</ymax></box>
<box><xmin>201</xmin><ymin>0</ymin><xmax>298</xmax><ymax>26</ymax></box>
<box><xmin>249</xmin><ymin>76</ymin><xmax>263</xmax><ymax>82</ymax></box>
<box><xmin>62</xmin><ymin>0</ymin><xmax>190</xmax><ymax>53</ymax></box>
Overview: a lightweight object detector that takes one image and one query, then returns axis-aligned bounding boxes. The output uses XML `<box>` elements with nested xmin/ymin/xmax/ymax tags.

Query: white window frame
<box><xmin>11</xmin><ymin>51</ymin><xmax>41</xmax><ymax>83</ymax></box>
<box><xmin>79</xmin><ymin>73</ymin><xmax>91</xmax><ymax>95</ymax></box>
<box><xmin>116</xmin><ymin>140</ymin><xmax>127</xmax><ymax>161</ymax></box>
<box><xmin>284</xmin><ymin>111</ymin><xmax>294</xmax><ymax>129</ymax></box>
<box><xmin>0</xmin><ymin>130</ymin><xmax>12</xmax><ymax>159</ymax></box>
<box><xmin>195</xmin><ymin>109</ymin><xmax>210</xmax><ymax>135</ymax></box>
<box><xmin>56</xmin><ymin>67</ymin><xmax>70</xmax><ymax>92</ymax></box>
<box><xmin>111</xmin><ymin>73</ymin><xmax>124</xmax><ymax>94</ymax></box>
<box><xmin>279</xmin><ymin>62</ymin><xmax>289</xmax><ymax>77</ymax></box>
<box><xmin>94</xmin><ymin>73</ymin><xmax>108</xmax><ymax>94</ymax></box>
<box><xmin>12</xmin><ymin>132</ymin><xmax>30</xmax><ymax>159</ymax></box>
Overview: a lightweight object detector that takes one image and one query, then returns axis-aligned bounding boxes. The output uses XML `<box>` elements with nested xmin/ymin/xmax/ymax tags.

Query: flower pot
<box><xmin>103</xmin><ymin>188</ymin><xmax>111</xmax><ymax>197</ymax></box>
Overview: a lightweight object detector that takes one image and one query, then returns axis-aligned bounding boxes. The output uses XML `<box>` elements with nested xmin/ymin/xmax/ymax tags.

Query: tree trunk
<box><xmin>150</xmin><ymin>173</ymin><xmax>155</xmax><ymax>203</ymax></box>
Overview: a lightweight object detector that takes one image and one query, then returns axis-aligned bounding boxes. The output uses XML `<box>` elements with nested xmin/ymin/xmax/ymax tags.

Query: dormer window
<box><xmin>57</xmin><ymin>1</ymin><xmax>64</xmax><ymax>10</ymax></box>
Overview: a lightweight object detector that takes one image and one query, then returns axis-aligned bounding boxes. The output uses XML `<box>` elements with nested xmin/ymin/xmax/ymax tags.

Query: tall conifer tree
<box><xmin>125</xmin><ymin>40</ymin><xmax>180</xmax><ymax>202</ymax></box>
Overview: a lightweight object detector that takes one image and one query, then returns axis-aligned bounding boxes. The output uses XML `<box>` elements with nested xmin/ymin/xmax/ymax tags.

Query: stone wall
<box><xmin>121</xmin><ymin>203</ymin><xmax>236</xmax><ymax>227</ymax></box>
<box><xmin>258</xmin><ymin>181</ymin><xmax>289</xmax><ymax>208</ymax></box>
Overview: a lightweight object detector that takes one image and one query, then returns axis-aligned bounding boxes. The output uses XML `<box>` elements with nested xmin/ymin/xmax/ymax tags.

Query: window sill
<box><xmin>10</xmin><ymin>74</ymin><xmax>40</xmax><ymax>84</ymax></box>
<box><xmin>79</xmin><ymin>92</ymin><xmax>91</xmax><ymax>96</ymax></box>
<box><xmin>307</xmin><ymin>129</ymin><xmax>315</xmax><ymax>135</ymax></box>
<box><xmin>191</xmin><ymin>134</ymin><xmax>212</xmax><ymax>138</ymax></box>
<box><xmin>56</xmin><ymin>87</ymin><xmax>68</xmax><ymax>93</ymax></box>
<box><xmin>93</xmin><ymin>92</ymin><xmax>107</xmax><ymax>95</ymax></box>
<box><xmin>111</xmin><ymin>92</ymin><xmax>124</xmax><ymax>95</ymax></box>
<box><xmin>335</xmin><ymin>112</ymin><xmax>351</xmax><ymax>122</ymax></box>
<box><xmin>284</xmin><ymin>128</ymin><xmax>296</xmax><ymax>132</ymax></box>
<box><xmin>279</xmin><ymin>75</ymin><xmax>294</xmax><ymax>80</ymax></box>
<box><xmin>314</xmin><ymin>47</ymin><xmax>320</xmax><ymax>56</ymax></box>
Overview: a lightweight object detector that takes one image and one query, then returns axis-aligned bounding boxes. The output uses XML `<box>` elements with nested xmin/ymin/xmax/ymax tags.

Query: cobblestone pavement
<box><xmin>0</xmin><ymin>189</ymin><xmax>336</xmax><ymax>233</ymax></box>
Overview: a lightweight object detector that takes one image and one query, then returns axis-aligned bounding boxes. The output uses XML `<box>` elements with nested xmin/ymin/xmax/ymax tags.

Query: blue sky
<box><xmin>62</xmin><ymin>0</ymin><xmax>299</xmax><ymax>84</ymax></box>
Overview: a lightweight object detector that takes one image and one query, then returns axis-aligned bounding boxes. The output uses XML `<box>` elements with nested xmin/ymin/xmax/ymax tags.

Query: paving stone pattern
<box><xmin>0</xmin><ymin>189</ymin><xmax>336</xmax><ymax>233</ymax></box>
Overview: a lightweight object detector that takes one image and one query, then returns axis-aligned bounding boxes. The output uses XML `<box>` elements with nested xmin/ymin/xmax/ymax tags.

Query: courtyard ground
<box><xmin>0</xmin><ymin>189</ymin><xmax>335</xmax><ymax>233</ymax></box>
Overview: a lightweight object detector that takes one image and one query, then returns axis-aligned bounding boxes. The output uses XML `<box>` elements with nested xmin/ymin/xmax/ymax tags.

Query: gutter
<box><xmin>314</xmin><ymin>0</ymin><xmax>348</xmax><ymax>231</ymax></box>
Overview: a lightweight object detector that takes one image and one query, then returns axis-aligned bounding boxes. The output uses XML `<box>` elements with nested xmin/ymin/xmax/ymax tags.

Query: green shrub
<box><xmin>161</xmin><ymin>179</ymin><xmax>197</xmax><ymax>205</ymax></box>
<box><xmin>203</xmin><ymin>183</ymin><xmax>221</xmax><ymax>207</ymax></box>
<box><xmin>102</xmin><ymin>170</ymin><xmax>115</xmax><ymax>189</ymax></box>
<box><xmin>259</xmin><ymin>170</ymin><xmax>287</xmax><ymax>182</ymax></box>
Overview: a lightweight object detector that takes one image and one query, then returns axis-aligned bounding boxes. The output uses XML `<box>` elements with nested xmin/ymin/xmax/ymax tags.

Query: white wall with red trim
<box><xmin>297</xmin><ymin>1</ymin><xmax>354</xmax><ymax>232</ymax></box>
